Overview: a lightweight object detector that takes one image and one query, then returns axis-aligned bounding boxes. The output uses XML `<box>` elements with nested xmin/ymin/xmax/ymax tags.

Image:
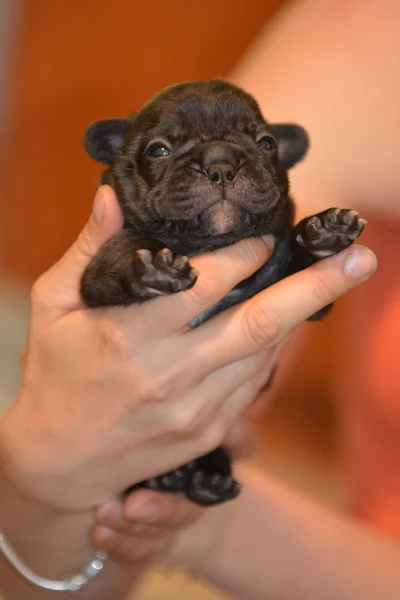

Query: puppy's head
<box><xmin>85</xmin><ymin>80</ymin><xmax>308</xmax><ymax>251</ymax></box>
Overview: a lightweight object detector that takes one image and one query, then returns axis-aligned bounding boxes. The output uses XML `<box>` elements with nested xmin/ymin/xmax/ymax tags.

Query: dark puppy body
<box><xmin>82</xmin><ymin>80</ymin><xmax>365</xmax><ymax>506</ymax></box>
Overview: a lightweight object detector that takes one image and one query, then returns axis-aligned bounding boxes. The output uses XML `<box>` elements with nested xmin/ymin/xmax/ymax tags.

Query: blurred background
<box><xmin>0</xmin><ymin>1</ymin><xmax>399</xmax><ymax>598</ymax></box>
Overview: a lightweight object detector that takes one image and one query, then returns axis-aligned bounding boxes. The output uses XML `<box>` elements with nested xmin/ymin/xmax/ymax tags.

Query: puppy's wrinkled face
<box><xmin>85</xmin><ymin>81</ymin><xmax>308</xmax><ymax>249</ymax></box>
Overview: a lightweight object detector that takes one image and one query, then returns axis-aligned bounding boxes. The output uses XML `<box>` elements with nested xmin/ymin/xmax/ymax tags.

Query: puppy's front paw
<box><xmin>296</xmin><ymin>208</ymin><xmax>366</xmax><ymax>257</ymax></box>
<box><xmin>186</xmin><ymin>471</ymin><xmax>241</xmax><ymax>506</ymax></box>
<box><xmin>135</xmin><ymin>248</ymin><xmax>197</xmax><ymax>295</ymax></box>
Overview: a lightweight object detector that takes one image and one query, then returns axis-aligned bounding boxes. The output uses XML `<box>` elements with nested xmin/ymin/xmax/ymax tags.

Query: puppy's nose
<box><xmin>207</xmin><ymin>162</ymin><xmax>236</xmax><ymax>184</ymax></box>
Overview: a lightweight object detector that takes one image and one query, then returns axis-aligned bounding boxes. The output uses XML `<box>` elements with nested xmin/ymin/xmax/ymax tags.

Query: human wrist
<box><xmin>0</xmin><ymin>402</ymin><xmax>99</xmax><ymax>584</ymax></box>
<box><xmin>0</xmin><ymin>461</ymin><xmax>142</xmax><ymax>600</ymax></box>
<box><xmin>0</xmin><ymin>401</ymin><xmax>58</xmax><ymax>510</ymax></box>
<box><xmin>0</xmin><ymin>396</ymin><xmax>85</xmax><ymax>513</ymax></box>
<box><xmin>0</xmin><ymin>456</ymin><xmax>95</xmax><ymax>576</ymax></box>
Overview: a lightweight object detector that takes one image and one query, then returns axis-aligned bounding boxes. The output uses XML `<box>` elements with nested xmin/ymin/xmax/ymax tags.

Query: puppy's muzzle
<box><xmin>192</xmin><ymin>140</ymin><xmax>244</xmax><ymax>183</ymax></box>
<box><xmin>207</xmin><ymin>162</ymin><xmax>236</xmax><ymax>184</ymax></box>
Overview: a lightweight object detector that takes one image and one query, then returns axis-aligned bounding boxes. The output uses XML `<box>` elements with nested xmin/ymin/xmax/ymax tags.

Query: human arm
<box><xmin>229</xmin><ymin>0</ymin><xmax>400</xmax><ymax>220</ymax></box>
<box><xmin>96</xmin><ymin>464</ymin><xmax>400</xmax><ymax>600</ymax></box>
<box><xmin>171</xmin><ymin>464</ymin><xmax>400</xmax><ymax>600</ymax></box>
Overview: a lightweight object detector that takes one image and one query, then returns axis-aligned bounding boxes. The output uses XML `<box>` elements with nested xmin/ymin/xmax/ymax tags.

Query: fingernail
<box><xmin>92</xmin><ymin>186</ymin><xmax>106</xmax><ymax>225</ymax></box>
<box><xmin>261</xmin><ymin>235</ymin><xmax>275</xmax><ymax>251</ymax></box>
<box><xmin>96</xmin><ymin>526</ymin><xmax>114</xmax><ymax>542</ymax></box>
<box><xmin>127</xmin><ymin>499</ymin><xmax>158</xmax><ymax>523</ymax></box>
<box><xmin>98</xmin><ymin>500</ymin><xmax>122</xmax><ymax>522</ymax></box>
<box><xmin>344</xmin><ymin>247</ymin><xmax>377</xmax><ymax>280</ymax></box>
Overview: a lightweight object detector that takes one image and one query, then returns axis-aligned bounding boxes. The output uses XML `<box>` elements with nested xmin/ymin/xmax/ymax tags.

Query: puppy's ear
<box><xmin>270</xmin><ymin>124</ymin><xmax>309</xmax><ymax>170</ymax></box>
<box><xmin>84</xmin><ymin>118</ymin><xmax>132</xmax><ymax>165</ymax></box>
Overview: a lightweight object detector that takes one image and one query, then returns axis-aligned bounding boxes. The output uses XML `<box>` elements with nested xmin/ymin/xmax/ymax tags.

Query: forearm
<box><xmin>172</xmin><ymin>464</ymin><xmax>400</xmax><ymax>600</ymax></box>
<box><xmin>0</xmin><ymin>466</ymin><xmax>140</xmax><ymax>600</ymax></box>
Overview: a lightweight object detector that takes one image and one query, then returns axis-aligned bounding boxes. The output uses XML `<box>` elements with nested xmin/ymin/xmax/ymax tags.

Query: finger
<box><xmin>94</xmin><ymin>499</ymin><xmax>161</xmax><ymax>539</ymax></box>
<box><xmin>31</xmin><ymin>185</ymin><xmax>124</xmax><ymax>315</ymax></box>
<box><xmin>245</xmin><ymin>360</ymin><xmax>283</xmax><ymax>418</ymax></box>
<box><xmin>166</xmin><ymin>348</ymin><xmax>274</xmax><ymax>437</ymax></box>
<box><xmin>92</xmin><ymin>525</ymin><xmax>169</xmax><ymax>564</ymax></box>
<box><xmin>224</xmin><ymin>352</ymin><xmax>286</xmax><ymax>460</ymax></box>
<box><xmin>122</xmin><ymin>489</ymin><xmax>204</xmax><ymax>530</ymax></box>
<box><xmin>94</xmin><ymin>519</ymin><xmax>163</xmax><ymax>539</ymax></box>
<box><xmin>133</xmin><ymin>235</ymin><xmax>274</xmax><ymax>335</ymax></box>
<box><xmin>191</xmin><ymin>337</ymin><xmax>281</xmax><ymax>413</ymax></box>
<box><xmin>212</xmin><ymin>352</ymin><xmax>280</xmax><ymax>429</ymax></box>
<box><xmin>192</xmin><ymin>245</ymin><xmax>377</xmax><ymax>367</ymax></box>
<box><xmin>181</xmin><ymin>354</ymin><xmax>278</xmax><ymax>456</ymax></box>
<box><xmin>96</xmin><ymin>489</ymin><xmax>203</xmax><ymax>532</ymax></box>
<box><xmin>223</xmin><ymin>362</ymin><xmax>280</xmax><ymax>459</ymax></box>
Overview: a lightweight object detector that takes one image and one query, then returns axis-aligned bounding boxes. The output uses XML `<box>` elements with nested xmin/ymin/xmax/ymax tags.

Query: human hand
<box><xmin>91</xmin><ymin>408</ymin><xmax>263</xmax><ymax>563</ymax></box>
<box><xmin>0</xmin><ymin>184</ymin><xmax>376</xmax><ymax>514</ymax></box>
<box><xmin>91</xmin><ymin>246</ymin><xmax>378</xmax><ymax>566</ymax></box>
<box><xmin>0</xmin><ymin>185</ymin><xmax>276</xmax><ymax>512</ymax></box>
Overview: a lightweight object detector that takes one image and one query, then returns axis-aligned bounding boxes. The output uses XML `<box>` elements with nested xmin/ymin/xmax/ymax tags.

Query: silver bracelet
<box><xmin>0</xmin><ymin>529</ymin><xmax>107</xmax><ymax>592</ymax></box>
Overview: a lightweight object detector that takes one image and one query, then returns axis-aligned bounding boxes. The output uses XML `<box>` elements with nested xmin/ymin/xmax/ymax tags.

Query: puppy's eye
<box><xmin>257</xmin><ymin>136</ymin><xmax>277</xmax><ymax>151</ymax></box>
<box><xmin>146</xmin><ymin>143</ymin><xmax>170</xmax><ymax>157</ymax></box>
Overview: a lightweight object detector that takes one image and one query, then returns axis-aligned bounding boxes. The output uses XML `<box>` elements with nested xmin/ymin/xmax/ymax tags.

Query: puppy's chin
<box><xmin>202</xmin><ymin>201</ymin><xmax>242</xmax><ymax>234</ymax></box>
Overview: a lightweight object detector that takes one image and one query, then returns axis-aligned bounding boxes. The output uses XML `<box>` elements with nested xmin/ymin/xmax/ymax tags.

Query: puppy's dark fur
<box><xmin>82</xmin><ymin>80</ymin><xmax>365</xmax><ymax>506</ymax></box>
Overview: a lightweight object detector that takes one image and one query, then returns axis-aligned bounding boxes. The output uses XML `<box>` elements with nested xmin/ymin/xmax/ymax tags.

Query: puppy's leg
<box><xmin>81</xmin><ymin>229</ymin><xmax>197</xmax><ymax>307</ymax></box>
<box><xmin>289</xmin><ymin>208</ymin><xmax>366</xmax><ymax>320</ymax></box>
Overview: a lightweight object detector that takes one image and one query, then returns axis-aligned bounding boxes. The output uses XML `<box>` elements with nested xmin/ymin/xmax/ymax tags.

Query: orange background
<box><xmin>1</xmin><ymin>0</ymin><xmax>283</xmax><ymax>282</ymax></box>
<box><xmin>0</xmin><ymin>0</ymin><xmax>340</xmax><ymax>457</ymax></box>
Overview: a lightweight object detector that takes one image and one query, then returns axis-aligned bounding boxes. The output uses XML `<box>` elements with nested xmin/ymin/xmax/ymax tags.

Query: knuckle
<box><xmin>244</xmin><ymin>304</ymin><xmax>282</xmax><ymax>349</ymax></box>
<box><xmin>197</xmin><ymin>421</ymin><xmax>226</xmax><ymax>454</ymax></box>
<box><xmin>140</xmin><ymin>362</ymin><xmax>184</xmax><ymax>405</ymax></box>
<box><xmin>165</xmin><ymin>404</ymin><xmax>200</xmax><ymax>436</ymax></box>
<box><xmin>141</xmin><ymin>377</ymin><xmax>174</xmax><ymax>405</ymax></box>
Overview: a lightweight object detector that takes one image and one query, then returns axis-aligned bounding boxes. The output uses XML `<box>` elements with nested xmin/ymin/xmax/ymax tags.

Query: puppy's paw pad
<box><xmin>186</xmin><ymin>471</ymin><xmax>241</xmax><ymax>506</ymax></box>
<box><xmin>296</xmin><ymin>208</ymin><xmax>366</xmax><ymax>256</ymax></box>
<box><xmin>135</xmin><ymin>249</ymin><xmax>153</xmax><ymax>269</ymax></box>
<box><xmin>134</xmin><ymin>248</ymin><xmax>197</xmax><ymax>294</ymax></box>
<box><xmin>153</xmin><ymin>248</ymin><xmax>174</xmax><ymax>267</ymax></box>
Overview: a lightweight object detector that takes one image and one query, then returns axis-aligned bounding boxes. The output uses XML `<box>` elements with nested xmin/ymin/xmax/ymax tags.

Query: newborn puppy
<box><xmin>82</xmin><ymin>80</ymin><xmax>365</xmax><ymax>505</ymax></box>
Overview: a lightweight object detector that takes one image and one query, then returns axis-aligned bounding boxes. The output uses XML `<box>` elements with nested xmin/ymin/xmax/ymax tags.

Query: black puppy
<box><xmin>82</xmin><ymin>80</ymin><xmax>365</xmax><ymax>506</ymax></box>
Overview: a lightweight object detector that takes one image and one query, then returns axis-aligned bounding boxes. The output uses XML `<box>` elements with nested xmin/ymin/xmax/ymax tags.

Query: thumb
<box><xmin>37</xmin><ymin>185</ymin><xmax>124</xmax><ymax>312</ymax></box>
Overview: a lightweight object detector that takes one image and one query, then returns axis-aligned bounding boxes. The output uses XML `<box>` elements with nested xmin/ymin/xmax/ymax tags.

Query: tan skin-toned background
<box><xmin>0</xmin><ymin>0</ymin><xmax>339</xmax><ymax>472</ymax></box>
